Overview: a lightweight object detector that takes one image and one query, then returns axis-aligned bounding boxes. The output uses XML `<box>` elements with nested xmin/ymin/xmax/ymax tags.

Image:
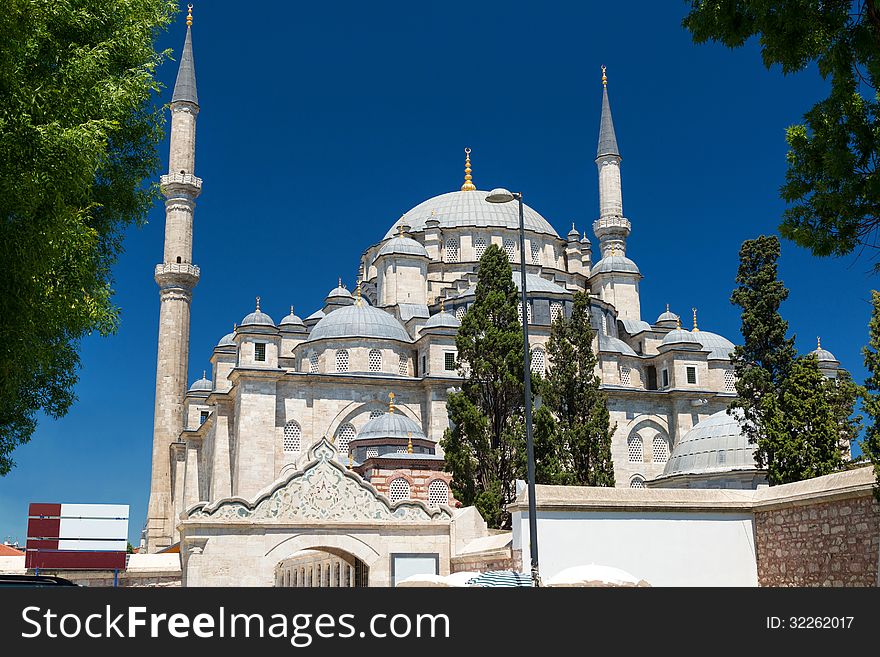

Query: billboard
<box><xmin>25</xmin><ymin>503</ymin><xmax>129</xmax><ymax>570</ymax></box>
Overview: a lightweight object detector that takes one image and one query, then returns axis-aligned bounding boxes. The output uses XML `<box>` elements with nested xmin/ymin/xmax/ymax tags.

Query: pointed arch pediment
<box><xmin>186</xmin><ymin>438</ymin><xmax>452</xmax><ymax>523</ymax></box>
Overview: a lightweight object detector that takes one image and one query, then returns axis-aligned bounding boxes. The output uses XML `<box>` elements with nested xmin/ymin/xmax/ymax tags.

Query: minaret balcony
<box><xmin>160</xmin><ymin>172</ymin><xmax>203</xmax><ymax>197</ymax></box>
<box><xmin>155</xmin><ymin>262</ymin><xmax>201</xmax><ymax>290</ymax></box>
<box><xmin>593</xmin><ymin>216</ymin><xmax>631</xmax><ymax>238</ymax></box>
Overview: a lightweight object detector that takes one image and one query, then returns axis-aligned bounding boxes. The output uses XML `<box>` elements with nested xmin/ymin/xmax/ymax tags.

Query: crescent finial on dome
<box><xmin>461</xmin><ymin>147</ymin><xmax>476</xmax><ymax>191</ymax></box>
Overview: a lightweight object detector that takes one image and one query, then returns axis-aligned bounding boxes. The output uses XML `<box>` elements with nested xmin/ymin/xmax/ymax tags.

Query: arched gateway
<box><xmin>178</xmin><ymin>439</ymin><xmax>454</xmax><ymax>586</ymax></box>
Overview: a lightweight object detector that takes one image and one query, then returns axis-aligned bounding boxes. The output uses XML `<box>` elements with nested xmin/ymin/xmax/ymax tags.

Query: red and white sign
<box><xmin>26</xmin><ymin>503</ymin><xmax>129</xmax><ymax>570</ymax></box>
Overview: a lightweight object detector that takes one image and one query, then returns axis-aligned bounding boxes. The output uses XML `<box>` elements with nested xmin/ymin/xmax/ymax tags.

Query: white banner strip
<box><xmin>57</xmin><ymin>538</ymin><xmax>128</xmax><ymax>552</ymax></box>
<box><xmin>60</xmin><ymin>503</ymin><xmax>129</xmax><ymax>519</ymax></box>
<box><xmin>59</xmin><ymin>517</ymin><xmax>128</xmax><ymax>541</ymax></box>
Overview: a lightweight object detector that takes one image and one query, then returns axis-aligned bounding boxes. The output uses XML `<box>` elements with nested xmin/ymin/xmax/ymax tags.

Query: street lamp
<box><xmin>485</xmin><ymin>187</ymin><xmax>540</xmax><ymax>587</ymax></box>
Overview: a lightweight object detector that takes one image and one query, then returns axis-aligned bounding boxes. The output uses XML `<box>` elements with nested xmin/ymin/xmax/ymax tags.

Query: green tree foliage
<box><xmin>440</xmin><ymin>245</ymin><xmax>525</xmax><ymax>528</ymax></box>
<box><xmin>731</xmin><ymin>235</ymin><xmax>860</xmax><ymax>484</ymax></box>
<box><xmin>684</xmin><ymin>1</ymin><xmax>880</xmax><ymax>269</ymax></box>
<box><xmin>0</xmin><ymin>0</ymin><xmax>175</xmax><ymax>474</ymax></box>
<box><xmin>534</xmin><ymin>291</ymin><xmax>615</xmax><ymax>486</ymax></box>
<box><xmin>860</xmin><ymin>290</ymin><xmax>880</xmax><ymax>499</ymax></box>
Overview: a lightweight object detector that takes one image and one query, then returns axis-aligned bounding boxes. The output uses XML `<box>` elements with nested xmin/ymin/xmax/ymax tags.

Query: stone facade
<box><xmin>755</xmin><ymin>488</ymin><xmax>880</xmax><ymax>587</ymax></box>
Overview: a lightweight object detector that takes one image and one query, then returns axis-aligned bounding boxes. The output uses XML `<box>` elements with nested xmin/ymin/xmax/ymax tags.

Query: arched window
<box><xmin>723</xmin><ymin>369</ymin><xmax>736</xmax><ymax>392</ymax></box>
<box><xmin>531</xmin><ymin>242</ymin><xmax>541</xmax><ymax>265</ymax></box>
<box><xmin>630</xmin><ymin>476</ymin><xmax>646</xmax><ymax>489</ymax></box>
<box><xmin>474</xmin><ymin>236</ymin><xmax>487</xmax><ymax>260</ymax></box>
<box><xmin>620</xmin><ymin>366</ymin><xmax>631</xmax><ymax>386</ymax></box>
<box><xmin>369</xmin><ymin>348</ymin><xmax>382</xmax><ymax>372</ymax></box>
<box><xmin>504</xmin><ymin>239</ymin><xmax>516</xmax><ymax>262</ymax></box>
<box><xmin>428</xmin><ymin>479</ymin><xmax>449</xmax><ymax>506</ymax></box>
<box><xmin>627</xmin><ymin>434</ymin><xmax>643</xmax><ymax>463</ymax></box>
<box><xmin>309</xmin><ymin>352</ymin><xmax>319</xmax><ymax>374</ymax></box>
<box><xmin>446</xmin><ymin>237</ymin><xmax>459</xmax><ymax>263</ymax></box>
<box><xmin>366</xmin><ymin>447</ymin><xmax>378</xmax><ymax>459</ymax></box>
<box><xmin>530</xmin><ymin>347</ymin><xmax>545</xmax><ymax>376</ymax></box>
<box><xmin>389</xmin><ymin>478</ymin><xmax>410</xmax><ymax>502</ymax></box>
<box><xmin>336</xmin><ymin>423</ymin><xmax>356</xmax><ymax>455</ymax></box>
<box><xmin>283</xmin><ymin>420</ymin><xmax>301</xmax><ymax>453</ymax></box>
<box><xmin>455</xmin><ymin>306</ymin><xmax>466</xmax><ymax>321</ymax></box>
<box><xmin>652</xmin><ymin>435</ymin><xmax>669</xmax><ymax>463</ymax></box>
<box><xmin>369</xmin><ymin>410</ymin><xmax>383</xmax><ymax>419</ymax></box>
<box><xmin>335</xmin><ymin>349</ymin><xmax>349</xmax><ymax>373</ymax></box>
<box><xmin>398</xmin><ymin>354</ymin><xmax>408</xmax><ymax>376</ymax></box>
<box><xmin>550</xmin><ymin>301</ymin><xmax>563</xmax><ymax>324</ymax></box>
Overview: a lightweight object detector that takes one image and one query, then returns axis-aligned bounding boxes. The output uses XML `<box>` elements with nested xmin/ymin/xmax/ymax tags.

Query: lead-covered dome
<box><xmin>591</xmin><ymin>254</ymin><xmax>641</xmax><ymax>276</ymax></box>
<box><xmin>306</xmin><ymin>303</ymin><xmax>411</xmax><ymax>343</ymax></box>
<box><xmin>356</xmin><ymin>411</ymin><xmax>427</xmax><ymax>442</ymax></box>
<box><xmin>660</xmin><ymin>327</ymin><xmax>702</xmax><ymax>347</ymax></box>
<box><xmin>385</xmin><ymin>190</ymin><xmax>559</xmax><ymax>239</ymax></box>
<box><xmin>694</xmin><ymin>331</ymin><xmax>735</xmax><ymax>361</ymax></box>
<box><xmin>188</xmin><ymin>373</ymin><xmax>212</xmax><ymax>392</ymax></box>
<box><xmin>377</xmin><ymin>235</ymin><xmax>429</xmax><ymax>259</ymax></box>
<box><xmin>423</xmin><ymin>310</ymin><xmax>461</xmax><ymax>330</ymax></box>
<box><xmin>662</xmin><ymin>410</ymin><xmax>757</xmax><ymax>478</ymax></box>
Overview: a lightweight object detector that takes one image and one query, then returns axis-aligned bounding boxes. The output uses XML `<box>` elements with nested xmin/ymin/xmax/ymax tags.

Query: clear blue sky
<box><xmin>0</xmin><ymin>1</ymin><xmax>875</xmax><ymax>546</ymax></box>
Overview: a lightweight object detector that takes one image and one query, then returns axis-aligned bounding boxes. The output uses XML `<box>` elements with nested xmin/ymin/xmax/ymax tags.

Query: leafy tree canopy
<box><xmin>0</xmin><ymin>0</ymin><xmax>176</xmax><ymax>474</ymax></box>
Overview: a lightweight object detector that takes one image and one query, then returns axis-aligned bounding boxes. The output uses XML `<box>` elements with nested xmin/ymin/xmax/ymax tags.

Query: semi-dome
<box><xmin>660</xmin><ymin>327</ymin><xmax>702</xmax><ymax>347</ymax></box>
<box><xmin>591</xmin><ymin>254</ymin><xmax>641</xmax><ymax>276</ymax></box>
<box><xmin>423</xmin><ymin>310</ymin><xmax>461</xmax><ymax>330</ymax></box>
<box><xmin>188</xmin><ymin>372</ymin><xmax>212</xmax><ymax>392</ymax></box>
<box><xmin>306</xmin><ymin>303</ymin><xmax>412</xmax><ymax>343</ymax></box>
<box><xmin>377</xmin><ymin>235</ymin><xmax>429</xmax><ymax>259</ymax></box>
<box><xmin>385</xmin><ymin>190</ymin><xmax>559</xmax><ymax>239</ymax></box>
<box><xmin>598</xmin><ymin>333</ymin><xmax>637</xmax><ymax>356</ymax></box>
<box><xmin>694</xmin><ymin>331</ymin><xmax>735</xmax><ymax>361</ymax></box>
<box><xmin>356</xmin><ymin>411</ymin><xmax>427</xmax><ymax>442</ymax></box>
<box><xmin>661</xmin><ymin>410</ymin><xmax>757</xmax><ymax>478</ymax></box>
<box><xmin>240</xmin><ymin>299</ymin><xmax>275</xmax><ymax>328</ymax></box>
<box><xmin>279</xmin><ymin>306</ymin><xmax>305</xmax><ymax>330</ymax></box>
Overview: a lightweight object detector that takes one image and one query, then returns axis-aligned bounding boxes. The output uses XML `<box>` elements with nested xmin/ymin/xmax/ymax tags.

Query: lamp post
<box><xmin>485</xmin><ymin>187</ymin><xmax>539</xmax><ymax>586</ymax></box>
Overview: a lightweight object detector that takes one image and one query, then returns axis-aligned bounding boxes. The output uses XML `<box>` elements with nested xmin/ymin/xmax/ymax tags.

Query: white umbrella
<box><xmin>396</xmin><ymin>573</ymin><xmax>454</xmax><ymax>587</ymax></box>
<box><xmin>444</xmin><ymin>571</ymin><xmax>481</xmax><ymax>587</ymax></box>
<box><xmin>545</xmin><ymin>564</ymin><xmax>650</xmax><ymax>587</ymax></box>
<box><xmin>466</xmin><ymin>570</ymin><xmax>533</xmax><ymax>587</ymax></box>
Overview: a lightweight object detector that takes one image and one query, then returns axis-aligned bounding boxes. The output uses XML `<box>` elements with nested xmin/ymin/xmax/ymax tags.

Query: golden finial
<box><xmin>233</xmin><ymin>322</ymin><xmax>237</xmax><ymax>330</ymax></box>
<box><xmin>355</xmin><ymin>279</ymin><xmax>362</xmax><ymax>306</ymax></box>
<box><xmin>601</xmin><ymin>65</ymin><xmax>607</xmax><ymax>88</ymax></box>
<box><xmin>186</xmin><ymin>4</ymin><xmax>193</xmax><ymax>27</ymax></box>
<box><xmin>461</xmin><ymin>147</ymin><xmax>476</xmax><ymax>191</ymax></box>
<box><xmin>676</xmin><ymin>315</ymin><xmax>682</xmax><ymax>330</ymax></box>
<box><xmin>407</xmin><ymin>432</ymin><xmax>413</xmax><ymax>454</ymax></box>
<box><xmin>348</xmin><ymin>452</ymin><xmax>353</xmax><ymax>469</ymax></box>
<box><xmin>388</xmin><ymin>392</ymin><xmax>395</xmax><ymax>414</ymax></box>
<box><xmin>398</xmin><ymin>224</ymin><xmax>405</xmax><ymax>237</ymax></box>
<box><xmin>255</xmin><ymin>296</ymin><xmax>261</xmax><ymax>311</ymax></box>
<box><xmin>440</xmin><ymin>297</ymin><xmax>445</xmax><ymax>313</ymax></box>
<box><xmin>817</xmin><ymin>336</ymin><xmax>822</xmax><ymax>350</ymax></box>
<box><xmin>692</xmin><ymin>307</ymin><xmax>699</xmax><ymax>332</ymax></box>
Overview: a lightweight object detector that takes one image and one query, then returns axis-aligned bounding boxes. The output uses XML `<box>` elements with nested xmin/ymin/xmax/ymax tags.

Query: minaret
<box><xmin>593</xmin><ymin>66</ymin><xmax>630</xmax><ymax>258</ymax></box>
<box><xmin>145</xmin><ymin>5</ymin><xmax>202</xmax><ymax>552</ymax></box>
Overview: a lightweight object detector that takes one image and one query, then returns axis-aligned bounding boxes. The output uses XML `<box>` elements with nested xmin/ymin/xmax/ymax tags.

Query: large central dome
<box><xmin>385</xmin><ymin>190</ymin><xmax>559</xmax><ymax>239</ymax></box>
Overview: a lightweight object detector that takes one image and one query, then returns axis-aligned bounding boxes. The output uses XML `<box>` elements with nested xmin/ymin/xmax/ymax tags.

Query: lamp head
<box><xmin>485</xmin><ymin>188</ymin><xmax>516</xmax><ymax>204</ymax></box>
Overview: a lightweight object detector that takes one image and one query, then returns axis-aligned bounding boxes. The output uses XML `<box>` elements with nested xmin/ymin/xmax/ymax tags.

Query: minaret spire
<box><xmin>146</xmin><ymin>8</ymin><xmax>203</xmax><ymax>553</ymax></box>
<box><xmin>597</xmin><ymin>66</ymin><xmax>619</xmax><ymax>159</ymax></box>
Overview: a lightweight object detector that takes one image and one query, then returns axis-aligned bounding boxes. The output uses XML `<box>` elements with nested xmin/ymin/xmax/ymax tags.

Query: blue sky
<box><xmin>1</xmin><ymin>1</ymin><xmax>876</xmax><ymax>546</ymax></box>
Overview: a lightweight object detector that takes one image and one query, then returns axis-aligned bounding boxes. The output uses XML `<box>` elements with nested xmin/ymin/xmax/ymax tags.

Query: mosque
<box><xmin>141</xmin><ymin>10</ymin><xmax>847</xmax><ymax>584</ymax></box>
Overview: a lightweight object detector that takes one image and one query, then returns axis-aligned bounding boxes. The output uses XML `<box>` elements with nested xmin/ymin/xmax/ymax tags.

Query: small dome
<box><xmin>660</xmin><ymin>328</ymin><xmax>702</xmax><ymax>347</ymax></box>
<box><xmin>216</xmin><ymin>331</ymin><xmax>235</xmax><ymax>347</ymax></box>
<box><xmin>307</xmin><ymin>302</ymin><xmax>412</xmax><ymax>343</ymax></box>
<box><xmin>377</xmin><ymin>235</ymin><xmax>429</xmax><ymax>259</ymax></box>
<box><xmin>279</xmin><ymin>307</ymin><xmax>305</xmax><ymax>330</ymax></box>
<box><xmin>598</xmin><ymin>333</ymin><xmax>637</xmax><ymax>356</ymax></box>
<box><xmin>240</xmin><ymin>303</ymin><xmax>275</xmax><ymax>328</ymax></box>
<box><xmin>188</xmin><ymin>373</ymin><xmax>212</xmax><ymax>392</ymax></box>
<box><xmin>567</xmin><ymin>224</ymin><xmax>580</xmax><ymax>239</ymax></box>
<box><xmin>810</xmin><ymin>339</ymin><xmax>839</xmax><ymax>366</ymax></box>
<box><xmin>591</xmin><ymin>255</ymin><xmax>640</xmax><ymax>276</ymax></box>
<box><xmin>655</xmin><ymin>308</ymin><xmax>680</xmax><ymax>325</ymax></box>
<box><xmin>662</xmin><ymin>410</ymin><xmax>757</xmax><ymax>478</ymax></box>
<box><xmin>326</xmin><ymin>284</ymin><xmax>352</xmax><ymax>300</ymax></box>
<box><xmin>695</xmin><ymin>331</ymin><xmax>735</xmax><ymax>361</ymax></box>
<box><xmin>356</xmin><ymin>411</ymin><xmax>427</xmax><ymax>442</ymax></box>
<box><xmin>423</xmin><ymin>310</ymin><xmax>461</xmax><ymax>330</ymax></box>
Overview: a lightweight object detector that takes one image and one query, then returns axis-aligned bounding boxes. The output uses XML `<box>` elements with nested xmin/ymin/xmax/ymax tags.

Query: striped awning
<box><xmin>465</xmin><ymin>570</ymin><xmax>533</xmax><ymax>587</ymax></box>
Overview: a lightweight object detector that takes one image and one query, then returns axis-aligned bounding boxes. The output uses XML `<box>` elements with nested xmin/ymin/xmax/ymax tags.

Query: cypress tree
<box><xmin>440</xmin><ymin>244</ymin><xmax>525</xmax><ymax>528</ymax></box>
<box><xmin>861</xmin><ymin>290</ymin><xmax>880</xmax><ymax>500</ymax></box>
<box><xmin>536</xmin><ymin>291</ymin><xmax>615</xmax><ymax>486</ymax></box>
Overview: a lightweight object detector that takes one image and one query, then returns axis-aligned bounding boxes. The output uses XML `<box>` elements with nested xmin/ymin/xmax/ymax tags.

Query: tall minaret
<box><xmin>145</xmin><ymin>5</ymin><xmax>202</xmax><ymax>552</ymax></box>
<box><xmin>592</xmin><ymin>66</ymin><xmax>630</xmax><ymax>258</ymax></box>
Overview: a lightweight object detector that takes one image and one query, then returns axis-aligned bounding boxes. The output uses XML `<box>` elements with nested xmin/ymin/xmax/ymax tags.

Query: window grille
<box><xmin>455</xmin><ymin>306</ymin><xmax>466</xmax><ymax>321</ymax></box>
<box><xmin>630</xmin><ymin>476</ymin><xmax>646</xmax><ymax>489</ymax></box>
<box><xmin>283</xmin><ymin>421</ymin><xmax>301</xmax><ymax>453</ymax></box>
<box><xmin>531</xmin><ymin>242</ymin><xmax>541</xmax><ymax>265</ymax></box>
<box><xmin>255</xmin><ymin>342</ymin><xmax>266</xmax><ymax>362</ymax></box>
<box><xmin>200</xmin><ymin>410</ymin><xmax>209</xmax><ymax>424</ymax></box>
<box><xmin>723</xmin><ymin>369</ymin><xmax>736</xmax><ymax>392</ymax></box>
<box><xmin>398</xmin><ymin>354</ymin><xmax>408</xmax><ymax>376</ymax></box>
<box><xmin>389</xmin><ymin>478</ymin><xmax>410</xmax><ymax>502</ymax></box>
<box><xmin>474</xmin><ymin>236</ymin><xmax>487</xmax><ymax>260</ymax></box>
<box><xmin>366</xmin><ymin>448</ymin><xmax>378</xmax><ymax>459</ymax></box>
<box><xmin>686</xmin><ymin>367</ymin><xmax>697</xmax><ymax>384</ymax></box>
<box><xmin>652</xmin><ymin>435</ymin><xmax>669</xmax><ymax>463</ymax></box>
<box><xmin>369</xmin><ymin>349</ymin><xmax>382</xmax><ymax>372</ymax></box>
<box><xmin>628</xmin><ymin>434</ymin><xmax>643</xmax><ymax>463</ymax></box>
<box><xmin>309</xmin><ymin>352</ymin><xmax>319</xmax><ymax>373</ymax></box>
<box><xmin>620</xmin><ymin>366</ymin><xmax>631</xmax><ymax>386</ymax></box>
<box><xmin>370</xmin><ymin>410</ymin><xmax>383</xmax><ymax>419</ymax></box>
<box><xmin>336</xmin><ymin>349</ymin><xmax>349</xmax><ymax>373</ymax></box>
<box><xmin>531</xmin><ymin>347</ymin><xmax>545</xmax><ymax>375</ymax></box>
<box><xmin>444</xmin><ymin>352</ymin><xmax>456</xmax><ymax>371</ymax></box>
<box><xmin>504</xmin><ymin>240</ymin><xmax>516</xmax><ymax>262</ymax></box>
<box><xmin>428</xmin><ymin>480</ymin><xmax>449</xmax><ymax>506</ymax></box>
<box><xmin>446</xmin><ymin>238</ymin><xmax>459</xmax><ymax>263</ymax></box>
<box><xmin>550</xmin><ymin>302</ymin><xmax>563</xmax><ymax>324</ymax></box>
<box><xmin>336</xmin><ymin>423</ymin><xmax>356</xmax><ymax>455</ymax></box>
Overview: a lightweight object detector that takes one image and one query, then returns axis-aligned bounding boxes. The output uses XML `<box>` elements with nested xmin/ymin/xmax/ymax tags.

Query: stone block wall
<box><xmin>755</xmin><ymin>492</ymin><xmax>880</xmax><ymax>587</ymax></box>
